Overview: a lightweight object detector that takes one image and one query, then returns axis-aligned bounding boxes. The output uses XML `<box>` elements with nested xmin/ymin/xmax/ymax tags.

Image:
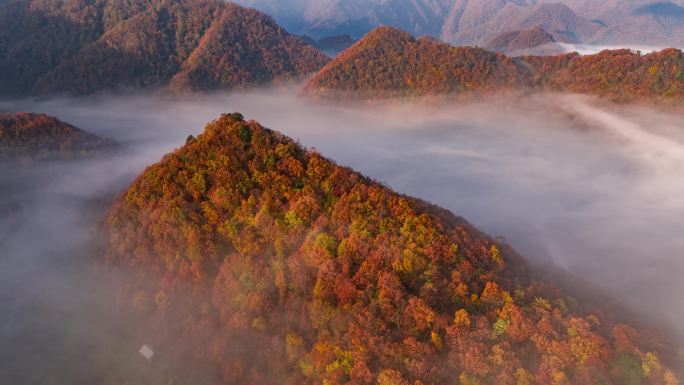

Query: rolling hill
<box><xmin>0</xmin><ymin>0</ymin><xmax>329</xmax><ymax>97</ymax></box>
<box><xmin>304</xmin><ymin>27</ymin><xmax>531</xmax><ymax>98</ymax></box>
<box><xmin>0</xmin><ymin>112</ymin><xmax>114</xmax><ymax>160</ymax></box>
<box><xmin>102</xmin><ymin>112</ymin><xmax>680</xmax><ymax>385</ymax></box>
<box><xmin>306</xmin><ymin>26</ymin><xmax>684</xmax><ymax>102</ymax></box>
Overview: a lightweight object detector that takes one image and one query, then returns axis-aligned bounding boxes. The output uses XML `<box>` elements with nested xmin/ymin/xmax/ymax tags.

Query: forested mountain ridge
<box><xmin>0</xmin><ymin>112</ymin><xmax>115</xmax><ymax>160</ymax></box>
<box><xmin>0</xmin><ymin>0</ymin><xmax>329</xmax><ymax>96</ymax></box>
<box><xmin>484</xmin><ymin>27</ymin><xmax>557</xmax><ymax>56</ymax></box>
<box><xmin>305</xmin><ymin>27</ymin><xmax>531</xmax><ymax>98</ymax></box>
<box><xmin>524</xmin><ymin>48</ymin><xmax>684</xmax><ymax>103</ymax></box>
<box><xmin>306</xmin><ymin>26</ymin><xmax>684</xmax><ymax>103</ymax></box>
<box><xmin>103</xmin><ymin>113</ymin><xmax>680</xmax><ymax>385</ymax></box>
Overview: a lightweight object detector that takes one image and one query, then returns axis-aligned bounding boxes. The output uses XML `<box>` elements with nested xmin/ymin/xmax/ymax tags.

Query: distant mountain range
<box><xmin>1</xmin><ymin>0</ymin><xmax>683</xmax><ymax>103</ymax></box>
<box><xmin>306</xmin><ymin>26</ymin><xmax>684</xmax><ymax>102</ymax></box>
<box><xmin>234</xmin><ymin>0</ymin><xmax>684</xmax><ymax>49</ymax></box>
<box><xmin>483</xmin><ymin>27</ymin><xmax>558</xmax><ymax>56</ymax></box>
<box><xmin>0</xmin><ymin>0</ymin><xmax>329</xmax><ymax>97</ymax></box>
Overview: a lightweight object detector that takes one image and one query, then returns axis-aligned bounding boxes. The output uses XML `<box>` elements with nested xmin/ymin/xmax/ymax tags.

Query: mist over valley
<box><xmin>2</xmin><ymin>0</ymin><xmax>684</xmax><ymax>383</ymax></box>
<box><xmin>2</xmin><ymin>88</ymin><xmax>683</xmax><ymax>382</ymax></box>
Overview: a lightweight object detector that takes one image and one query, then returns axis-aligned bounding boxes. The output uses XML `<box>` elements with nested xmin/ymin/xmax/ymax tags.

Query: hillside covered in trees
<box><xmin>0</xmin><ymin>0</ymin><xmax>329</xmax><ymax>96</ymax></box>
<box><xmin>306</xmin><ymin>26</ymin><xmax>684</xmax><ymax>103</ymax></box>
<box><xmin>0</xmin><ymin>112</ymin><xmax>114</xmax><ymax>160</ymax></box>
<box><xmin>305</xmin><ymin>27</ymin><xmax>530</xmax><ymax>98</ymax></box>
<box><xmin>103</xmin><ymin>113</ymin><xmax>681</xmax><ymax>385</ymax></box>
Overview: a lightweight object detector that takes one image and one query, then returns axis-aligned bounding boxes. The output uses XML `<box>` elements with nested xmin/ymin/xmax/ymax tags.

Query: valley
<box><xmin>2</xmin><ymin>89</ymin><xmax>684</xmax><ymax>383</ymax></box>
<box><xmin>1</xmin><ymin>1</ymin><xmax>683</xmax><ymax>384</ymax></box>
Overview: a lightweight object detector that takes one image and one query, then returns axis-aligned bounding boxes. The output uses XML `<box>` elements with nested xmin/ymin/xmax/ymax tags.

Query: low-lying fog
<box><xmin>1</xmin><ymin>87</ymin><xmax>683</xmax><ymax>381</ymax></box>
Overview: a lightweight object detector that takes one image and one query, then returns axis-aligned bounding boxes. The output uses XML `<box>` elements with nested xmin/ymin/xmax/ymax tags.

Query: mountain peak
<box><xmin>355</xmin><ymin>25</ymin><xmax>416</xmax><ymax>47</ymax></box>
<box><xmin>0</xmin><ymin>0</ymin><xmax>329</xmax><ymax>96</ymax></box>
<box><xmin>485</xmin><ymin>26</ymin><xmax>556</xmax><ymax>55</ymax></box>
<box><xmin>305</xmin><ymin>27</ymin><xmax>528</xmax><ymax>98</ymax></box>
<box><xmin>633</xmin><ymin>1</ymin><xmax>684</xmax><ymax>18</ymax></box>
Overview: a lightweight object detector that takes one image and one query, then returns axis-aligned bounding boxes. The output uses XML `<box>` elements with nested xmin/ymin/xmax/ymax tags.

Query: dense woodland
<box><xmin>104</xmin><ymin>113</ymin><xmax>680</xmax><ymax>385</ymax></box>
<box><xmin>306</xmin><ymin>27</ymin><xmax>531</xmax><ymax>98</ymax></box>
<box><xmin>525</xmin><ymin>48</ymin><xmax>684</xmax><ymax>103</ymax></box>
<box><xmin>0</xmin><ymin>112</ymin><xmax>114</xmax><ymax>160</ymax></box>
<box><xmin>0</xmin><ymin>0</ymin><xmax>329</xmax><ymax>96</ymax></box>
<box><xmin>306</xmin><ymin>27</ymin><xmax>684</xmax><ymax>103</ymax></box>
<box><xmin>2</xmin><ymin>0</ymin><xmax>682</xmax><ymax>103</ymax></box>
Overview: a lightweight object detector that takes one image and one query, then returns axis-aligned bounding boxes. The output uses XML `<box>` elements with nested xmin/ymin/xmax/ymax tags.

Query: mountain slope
<box><xmin>0</xmin><ymin>0</ymin><xmax>104</xmax><ymax>97</ymax></box>
<box><xmin>306</xmin><ymin>27</ymin><xmax>684</xmax><ymax>102</ymax></box>
<box><xmin>484</xmin><ymin>27</ymin><xmax>557</xmax><ymax>55</ymax></box>
<box><xmin>166</xmin><ymin>4</ymin><xmax>328</xmax><ymax>92</ymax></box>
<box><xmin>0</xmin><ymin>0</ymin><xmax>329</xmax><ymax>96</ymax></box>
<box><xmin>444</xmin><ymin>2</ymin><xmax>604</xmax><ymax>46</ymax></box>
<box><xmin>525</xmin><ymin>48</ymin><xmax>684</xmax><ymax>102</ymax></box>
<box><xmin>0</xmin><ymin>112</ymin><xmax>114</xmax><ymax>160</ymax></box>
<box><xmin>233</xmin><ymin>0</ymin><xmax>454</xmax><ymax>38</ymax></box>
<box><xmin>232</xmin><ymin>0</ymin><xmax>684</xmax><ymax>49</ymax></box>
<box><xmin>317</xmin><ymin>34</ymin><xmax>356</xmax><ymax>55</ymax></box>
<box><xmin>305</xmin><ymin>27</ymin><xmax>532</xmax><ymax>97</ymax></box>
<box><xmin>103</xmin><ymin>113</ymin><xmax>680</xmax><ymax>385</ymax></box>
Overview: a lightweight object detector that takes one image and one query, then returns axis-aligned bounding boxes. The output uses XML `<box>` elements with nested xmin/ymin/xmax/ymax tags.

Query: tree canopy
<box><xmin>0</xmin><ymin>0</ymin><xmax>329</xmax><ymax>96</ymax></box>
<box><xmin>306</xmin><ymin>26</ymin><xmax>684</xmax><ymax>103</ymax></box>
<box><xmin>103</xmin><ymin>113</ymin><xmax>680</xmax><ymax>385</ymax></box>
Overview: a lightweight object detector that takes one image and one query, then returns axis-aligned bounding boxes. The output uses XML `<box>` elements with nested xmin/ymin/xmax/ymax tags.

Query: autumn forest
<box><xmin>0</xmin><ymin>0</ymin><xmax>683</xmax><ymax>384</ymax></box>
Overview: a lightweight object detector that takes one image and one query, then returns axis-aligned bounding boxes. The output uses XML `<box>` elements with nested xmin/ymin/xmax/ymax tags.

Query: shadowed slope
<box><xmin>0</xmin><ymin>0</ymin><xmax>329</xmax><ymax>96</ymax></box>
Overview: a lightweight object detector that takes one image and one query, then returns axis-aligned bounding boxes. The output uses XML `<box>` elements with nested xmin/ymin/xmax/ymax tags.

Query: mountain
<box><xmin>297</xmin><ymin>34</ymin><xmax>357</xmax><ymax>56</ymax></box>
<box><xmin>524</xmin><ymin>48</ymin><xmax>684</xmax><ymax>102</ymax></box>
<box><xmin>0</xmin><ymin>0</ymin><xmax>329</xmax><ymax>97</ymax></box>
<box><xmin>317</xmin><ymin>34</ymin><xmax>357</xmax><ymax>56</ymax></box>
<box><xmin>232</xmin><ymin>0</ymin><xmax>684</xmax><ymax>49</ymax></box>
<box><xmin>557</xmin><ymin>0</ymin><xmax>684</xmax><ymax>47</ymax></box>
<box><xmin>0</xmin><ymin>113</ymin><xmax>114</xmax><ymax>160</ymax></box>
<box><xmin>443</xmin><ymin>2</ymin><xmax>604</xmax><ymax>46</ymax></box>
<box><xmin>484</xmin><ymin>27</ymin><xmax>558</xmax><ymax>56</ymax></box>
<box><xmin>634</xmin><ymin>1</ymin><xmax>684</xmax><ymax>17</ymax></box>
<box><xmin>233</xmin><ymin>0</ymin><xmax>453</xmax><ymax>38</ymax></box>
<box><xmin>305</xmin><ymin>27</ymin><xmax>531</xmax><ymax>98</ymax></box>
<box><xmin>306</xmin><ymin>27</ymin><xmax>684</xmax><ymax>102</ymax></box>
<box><xmin>102</xmin><ymin>112</ymin><xmax>680</xmax><ymax>385</ymax></box>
